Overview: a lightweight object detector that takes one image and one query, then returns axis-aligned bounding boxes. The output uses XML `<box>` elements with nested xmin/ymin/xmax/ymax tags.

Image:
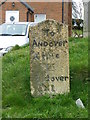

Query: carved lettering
<box><xmin>38</xmin><ymin>41</ymin><xmax>43</xmax><ymax>47</ymax></box>
<box><xmin>50</xmin><ymin>31</ymin><xmax>55</xmax><ymax>36</ymax></box>
<box><xmin>30</xmin><ymin>20</ymin><xmax>69</xmax><ymax>96</ymax></box>
<box><xmin>45</xmin><ymin>75</ymin><xmax>68</xmax><ymax>82</ymax></box>
<box><xmin>33</xmin><ymin>52</ymin><xmax>40</xmax><ymax>60</ymax></box>
<box><xmin>44</xmin><ymin>41</ymin><xmax>48</xmax><ymax>47</ymax></box>
<box><xmin>33</xmin><ymin>51</ymin><xmax>60</xmax><ymax>61</ymax></box>
<box><xmin>51</xmin><ymin>85</ymin><xmax>55</xmax><ymax>92</ymax></box>
<box><xmin>42</xmin><ymin>83</ymin><xmax>49</xmax><ymax>91</ymax></box>
<box><xmin>32</xmin><ymin>40</ymin><xmax>37</xmax><ymax>47</ymax></box>
<box><xmin>56</xmin><ymin>54</ymin><xmax>59</xmax><ymax>58</ymax></box>
<box><xmin>32</xmin><ymin>39</ymin><xmax>67</xmax><ymax>47</ymax></box>
<box><xmin>42</xmin><ymin>28</ymin><xmax>49</xmax><ymax>36</ymax></box>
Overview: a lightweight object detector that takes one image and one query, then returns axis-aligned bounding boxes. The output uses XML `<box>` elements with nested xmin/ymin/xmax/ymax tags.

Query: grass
<box><xmin>72</xmin><ymin>29</ymin><xmax>83</xmax><ymax>37</ymax></box>
<box><xmin>2</xmin><ymin>38</ymin><xmax>88</xmax><ymax>118</ymax></box>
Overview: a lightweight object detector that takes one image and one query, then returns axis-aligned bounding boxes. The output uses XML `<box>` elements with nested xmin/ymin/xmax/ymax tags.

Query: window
<box><xmin>34</xmin><ymin>14</ymin><xmax>46</xmax><ymax>23</ymax></box>
<box><xmin>6</xmin><ymin>11</ymin><xmax>19</xmax><ymax>23</ymax></box>
<box><xmin>0</xmin><ymin>24</ymin><xmax>27</xmax><ymax>36</ymax></box>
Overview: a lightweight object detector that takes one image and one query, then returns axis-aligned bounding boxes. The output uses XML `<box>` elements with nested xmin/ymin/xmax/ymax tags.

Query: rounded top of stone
<box><xmin>40</xmin><ymin>19</ymin><xmax>67</xmax><ymax>25</ymax></box>
<box><xmin>30</xmin><ymin>19</ymin><xmax>68</xmax><ymax>28</ymax></box>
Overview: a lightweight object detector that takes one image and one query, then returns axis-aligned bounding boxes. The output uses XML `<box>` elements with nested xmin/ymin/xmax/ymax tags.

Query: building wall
<box><xmin>0</xmin><ymin>1</ymin><xmax>72</xmax><ymax>36</ymax></box>
<box><xmin>29</xmin><ymin>2</ymin><xmax>62</xmax><ymax>22</ymax></box>
<box><xmin>1</xmin><ymin>1</ymin><xmax>29</xmax><ymax>23</ymax></box>
<box><xmin>68</xmin><ymin>2</ymin><xmax>72</xmax><ymax>37</ymax></box>
<box><xmin>63</xmin><ymin>2</ymin><xmax>72</xmax><ymax>36</ymax></box>
<box><xmin>29</xmin><ymin>2</ymin><xmax>72</xmax><ymax>36</ymax></box>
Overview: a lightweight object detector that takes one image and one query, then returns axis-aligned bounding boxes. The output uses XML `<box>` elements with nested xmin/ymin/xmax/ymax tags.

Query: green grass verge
<box><xmin>2</xmin><ymin>38</ymin><xmax>88</xmax><ymax>118</ymax></box>
<box><xmin>72</xmin><ymin>29</ymin><xmax>83</xmax><ymax>35</ymax></box>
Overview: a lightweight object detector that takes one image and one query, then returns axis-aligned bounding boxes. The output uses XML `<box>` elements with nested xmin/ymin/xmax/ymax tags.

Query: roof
<box><xmin>0</xmin><ymin>0</ymin><xmax>34</xmax><ymax>13</ymax></box>
<box><xmin>19</xmin><ymin>0</ymin><xmax>34</xmax><ymax>13</ymax></box>
<box><xmin>0</xmin><ymin>0</ymin><xmax>7</xmax><ymax>6</ymax></box>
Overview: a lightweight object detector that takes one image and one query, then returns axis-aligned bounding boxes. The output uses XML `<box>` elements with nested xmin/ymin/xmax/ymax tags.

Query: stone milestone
<box><xmin>29</xmin><ymin>19</ymin><xmax>70</xmax><ymax>97</ymax></box>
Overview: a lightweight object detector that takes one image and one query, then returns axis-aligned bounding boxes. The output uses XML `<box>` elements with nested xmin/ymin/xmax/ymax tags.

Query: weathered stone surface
<box><xmin>29</xmin><ymin>19</ymin><xmax>70</xmax><ymax>97</ymax></box>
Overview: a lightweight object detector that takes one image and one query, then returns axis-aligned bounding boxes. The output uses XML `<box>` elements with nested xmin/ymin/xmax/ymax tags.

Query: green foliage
<box><xmin>2</xmin><ymin>38</ymin><xmax>88</xmax><ymax>118</ymax></box>
<box><xmin>11</xmin><ymin>45</ymin><xmax>21</xmax><ymax>51</ymax></box>
<box><xmin>72</xmin><ymin>19</ymin><xmax>83</xmax><ymax>30</ymax></box>
<box><xmin>72</xmin><ymin>29</ymin><xmax>82</xmax><ymax>36</ymax></box>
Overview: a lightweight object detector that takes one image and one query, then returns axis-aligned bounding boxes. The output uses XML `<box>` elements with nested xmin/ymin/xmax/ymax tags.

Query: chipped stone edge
<box><xmin>30</xmin><ymin>19</ymin><xmax>68</xmax><ymax>29</ymax></box>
